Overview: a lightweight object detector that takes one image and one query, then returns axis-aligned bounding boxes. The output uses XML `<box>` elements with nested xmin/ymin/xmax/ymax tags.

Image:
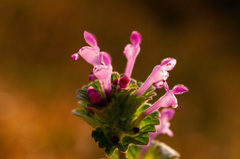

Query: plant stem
<box><xmin>118</xmin><ymin>149</ymin><xmax>127</xmax><ymax>159</ymax></box>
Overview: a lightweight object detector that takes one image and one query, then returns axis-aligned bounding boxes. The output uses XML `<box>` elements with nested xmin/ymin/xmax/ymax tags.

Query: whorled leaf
<box><xmin>74</xmin><ymin>72</ymin><xmax>160</xmax><ymax>157</ymax></box>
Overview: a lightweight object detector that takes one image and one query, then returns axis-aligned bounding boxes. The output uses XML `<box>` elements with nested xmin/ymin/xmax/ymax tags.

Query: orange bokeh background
<box><xmin>0</xmin><ymin>0</ymin><xmax>240</xmax><ymax>159</ymax></box>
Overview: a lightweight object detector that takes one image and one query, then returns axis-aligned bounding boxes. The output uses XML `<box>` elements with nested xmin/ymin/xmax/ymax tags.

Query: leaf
<box><xmin>72</xmin><ymin>109</ymin><xmax>102</xmax><ymax>128</ymax></box>
<box><xmin>122</xmin><ymin>133</ymin><xmax>149</xmax><ymax>145</ymax></box>
<box><xmin>142</xmin><ymin>84</ymin><xmax>157</xmax><ymax>99</ymax></box>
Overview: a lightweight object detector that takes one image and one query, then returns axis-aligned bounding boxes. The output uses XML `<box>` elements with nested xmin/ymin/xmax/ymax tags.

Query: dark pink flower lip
<box><xmin>119</xmin><ymin>76</ymin><xmax>130</xmax><ymax>89</ymax></box>
<box><xmin>88</xmin><ymin>72</ymin><xmax>95</xmax><ymax>81</ymax></box>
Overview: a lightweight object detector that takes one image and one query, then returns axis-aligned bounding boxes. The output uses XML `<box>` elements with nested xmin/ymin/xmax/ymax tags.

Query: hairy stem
<box><xmin>118</xmin><ymin>149</ymin><xmax>127</xmax><ymax>159</ymax></box>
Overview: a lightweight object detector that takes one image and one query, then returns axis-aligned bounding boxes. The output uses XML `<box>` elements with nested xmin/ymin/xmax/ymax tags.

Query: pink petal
<box><xmin>123</xmin><ymin>44</ymin><xmax>133</xmax><ymax>59</ymax></box>
<box><xmin>79</xmin><ymin>47</ymin><xmax>100</xmax><ymax>66</ymax></box>
<box><xmin>130</xmin><ymin>31</ymin><xmax>141</xmax><ymax>45</ymax></box>
<box><xmin>93</xmin><ymin>65</ymin><xmax>112</xmax><ymax>80</ymax></box>
<box><xmin>172</xmin><ymin>84</ymin><xmax>189</xmax><ymax>94</ymax></box>
<box><xmin>161</xmin><ymin>108</ymin><xmax>175</xmax><ymax>120</ymax></box>
<box><xmin>160</xmin><ymin>58</ymin><xmax>177</xmax><ymax>71</ymax></box>
<box><xmin>84</xmin><ymin>31</ymin><xmax>98</xmax><ymax>47</ymax></box>
<box><xmin>99</xmin><ymin>52</ymin><xmax>112</xmax><ymax>66</ymax></box>
<box><xmin>71</xmin><ymin>53</ymin><xmax>79</xmax><ymax>60</ymax></box>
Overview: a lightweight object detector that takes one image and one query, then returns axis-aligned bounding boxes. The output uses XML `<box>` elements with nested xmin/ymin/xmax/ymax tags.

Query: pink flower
<box><xmin>139</xmin><ymin>84</ymin><xmax>188</xmax><ymax>121</ymax></box>
<box><xmin>139</xmin><ymin>108</ymin><xmax>175</xmax><ymax>158</ymax></box>
<box><xmin>123</xmin><ymin>31</ymin><xmax>141</xmax><ymax>78</ymax></box>
<box><xmin>136</xmin><ymin>58</ymin><xmax>176</xmax><ymax>96</ymax></box>
<box><xmin>72</xmin><ymin>31</ymin><xmax>113</xmax><ymax>101</ymax></box>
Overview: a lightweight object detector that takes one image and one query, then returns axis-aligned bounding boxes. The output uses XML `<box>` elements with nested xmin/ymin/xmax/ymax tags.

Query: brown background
<box><xmin>0</xmin><ymin>0</ymin><xmax>240</xmax><ymax>159</ymax></box>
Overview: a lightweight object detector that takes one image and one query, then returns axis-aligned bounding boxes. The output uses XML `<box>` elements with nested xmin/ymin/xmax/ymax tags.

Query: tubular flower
<box><xmin>71</xmin><ymin>31</ymin><xmax>188</xmax><ymax>158</ymax></box>
<box><xmin>123</xmin><ymin>31</ymin><xmax>141</xmax><ymax>78</ymax></box>
<box><xmin>137</xmin><ymin>83</ymin><xmax>188</xmax><ymax>122</ymax></box>
<box><xmin>72</xmin><ymin>31</ymin><xmax>112</xmax><ymax>101</ymax></box>
<box><xmin>136</xmin><ymin>58</ymin><xmax>176</xmax><ymax>96</ymax></box>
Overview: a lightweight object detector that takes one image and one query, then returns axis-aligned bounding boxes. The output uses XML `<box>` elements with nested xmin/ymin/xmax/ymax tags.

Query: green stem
<box><xmin>118</xmin><ymin>149</ymin><xmax>127</xmax><ymax>159</ymax></box>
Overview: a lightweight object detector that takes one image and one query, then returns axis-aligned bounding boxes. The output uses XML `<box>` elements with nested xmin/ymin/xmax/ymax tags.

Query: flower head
<box><xmin>72</xmin><ymin>31</ymin><xmax>188</xmax><ymax>158</ymax></box>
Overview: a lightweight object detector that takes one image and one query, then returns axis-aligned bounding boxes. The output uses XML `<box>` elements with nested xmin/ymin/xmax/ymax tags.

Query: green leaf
<box><xmin>72</xmin><ymin>109</ymin><xmax>102</xmax><ymax>128</ymax></box>
<box><xmin>122</xmin><ymin>133</ymin><xmax>149</xmax><ymax>145</ymax></box>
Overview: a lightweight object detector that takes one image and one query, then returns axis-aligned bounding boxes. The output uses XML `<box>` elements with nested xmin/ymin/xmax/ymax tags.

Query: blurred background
<box><xmin>0</xmin><ymin>0</ymin><xmax>240</xmax><ymax>158</ymax></box>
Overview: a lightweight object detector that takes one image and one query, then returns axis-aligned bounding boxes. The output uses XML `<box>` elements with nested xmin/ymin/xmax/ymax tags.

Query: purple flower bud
<box><xmin>87</xmin><ymin>87</ymin><xmax>102</xmax><ymax>104</ymax></box>
<box><xmin>88</xmin><ymin>91</ymin><xmax>102</xmax><ymax>104</ymax></box>
<box><xmin>119</xmin><ymin>76</ymin><xmax>130</xmax><ymax>89</ymax></box>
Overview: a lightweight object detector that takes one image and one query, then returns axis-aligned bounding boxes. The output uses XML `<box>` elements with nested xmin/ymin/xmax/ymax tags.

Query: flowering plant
<box><xmin>71</xmin><ymin>31</ymin><xmax>188</xmax><ymax>159</ymax></box>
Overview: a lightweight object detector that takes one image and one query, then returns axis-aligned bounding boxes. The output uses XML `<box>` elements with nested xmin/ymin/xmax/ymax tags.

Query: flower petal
<box><xmin>172</xmin><ymin>84</ymin><xmax>189</xmax><ymax>94</ymax></box>
<box><xmin>99</xmin><ymin>52</ymin><xmax>112</xmax><ymax>66</ymax></box>
<box><xmin>123</xmin><ymin>44</ymin><xmax>133</xmax><ymax>59</ymax></box>
<box><xmin>160</xmin><ymin>58</ymin><xmax>177</xmax><ymax>71</ymax></box>
<box><xmin>161</xmin><ymin>108</ymin><xmax>175</xmax><ymax>120</ymax></box>
<box><xmin>79</xmin><ymin>46</ymin><xmax>100</xmax><ymax>66</ymax></box>
<box><xmin>160</xmin><ymin>92</ymin><xmax>178</xmax><ymax>108</ymax></box>
<box><xmin>93</xmin><ymin>65</ymin><xmax>112</xmax><ymax>80</ymax></box>
<box><xmin>84</xmin><ymin>31</ymin><xmax>98</xmax><ymax>47</ymax></box>
<box><xmin>130</xmin><ymin>31</ymin><xmax>141</xmax><ymax>45</ymax></box>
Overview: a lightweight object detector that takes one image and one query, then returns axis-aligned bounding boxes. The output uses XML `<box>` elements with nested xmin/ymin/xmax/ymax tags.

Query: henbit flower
<box><xmin>139</xmin><ymin>108</ymin><xmax>175</xmax><ymax>158</ymax></box>
<box><xmin>136</xmin><ymin>83</ymin><xmax>188</xmax><ymax>123</ymax></box>
<box><xmin>124</xmin><ymin>31</ymin><xmax>141</xmax><ymax>78</ymax></box>
<box><xmin>72</xmin><ymin>31</ymin><xmax>113</xmax><ymax>101</ymax></box>
<box><xmin>136</xmin><ymin>58</ymin><xmax>176</xmax><ymax>96</ymax></box>
<box><xmin>118</xmin><ymin>75</ymin><xmax>130</xmax><ymax>89</ymax></box>
<box><xmin>93</xmin><ymin>52</ymin><xmax>113</xmax><ymax>101</ymax></box>
<box><xmin>71</xmin><ymin>31</ymin><xmax>100</xmax><ymax>65</ymax></box>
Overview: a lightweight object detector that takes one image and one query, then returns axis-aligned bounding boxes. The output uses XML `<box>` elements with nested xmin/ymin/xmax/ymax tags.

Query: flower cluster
<box><xmin>72</xmin><ymin>31</ymin><xmax>188</xmax><ymax>158</ymax></box>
